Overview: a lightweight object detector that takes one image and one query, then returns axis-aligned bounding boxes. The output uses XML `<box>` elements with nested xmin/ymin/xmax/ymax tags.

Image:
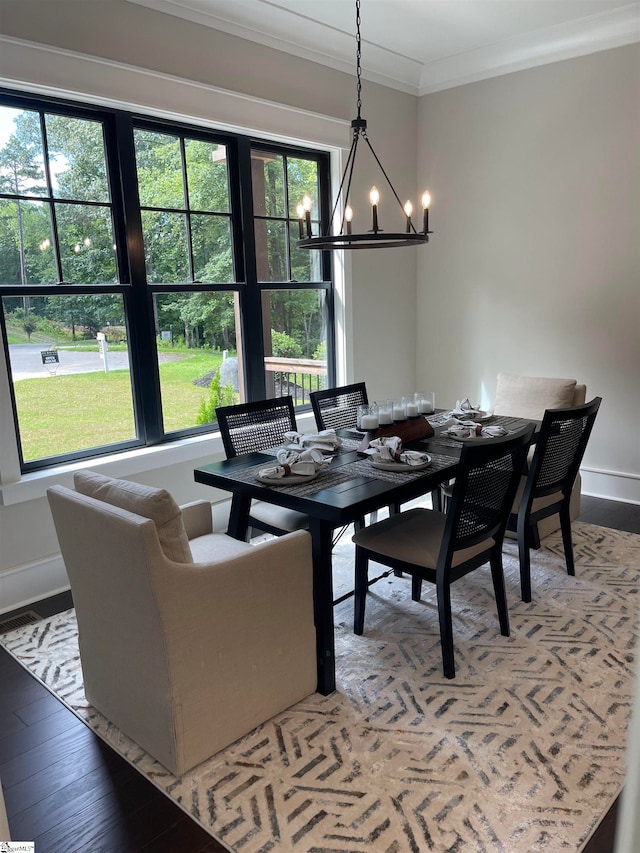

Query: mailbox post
<box><xmin>97</xmin><ymin>332</ymin><xmax>109</xmax><ymax>373</ymax></box>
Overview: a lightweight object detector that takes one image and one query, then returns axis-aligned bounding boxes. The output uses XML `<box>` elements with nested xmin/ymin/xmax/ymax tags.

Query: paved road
<box><xmin>8</xmin><ymin>343</ymin><xmax>131</xmax><ymax>379</ymax></box>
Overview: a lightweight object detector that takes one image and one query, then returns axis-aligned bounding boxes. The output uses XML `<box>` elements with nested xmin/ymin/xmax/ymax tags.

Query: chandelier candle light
<box><xmin>296</xmin><ymin>0</ymin><xmax>433</xmax><ymax>250</ymax></box>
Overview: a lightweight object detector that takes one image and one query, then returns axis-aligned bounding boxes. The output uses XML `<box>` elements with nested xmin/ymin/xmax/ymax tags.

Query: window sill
<box><xmin>0</xmin><ymin>411</ymin><xmax>317</xmax><ymax>507</ymax></box>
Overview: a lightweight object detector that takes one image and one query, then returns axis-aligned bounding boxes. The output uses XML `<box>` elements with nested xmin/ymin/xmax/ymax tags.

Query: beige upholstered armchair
<box><xmin>493</xmin><ymin>373</ymin><xmax>587</xmax><ymax>541</ymax></box>
<box><xmin>47</xmin><ymin>471</ymin><xmax>317</xmax><ymax>777</ymax></box>
<box><xmin>0</xmin><ymin>775</ymin><xmax>9</xmax><ymax>841</ymax></box>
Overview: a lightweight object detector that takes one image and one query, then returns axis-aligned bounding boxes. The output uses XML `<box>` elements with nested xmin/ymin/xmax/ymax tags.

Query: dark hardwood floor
<box><xmin>1</xmin><ymin>495</ymin><xmax>638</xmax><ymax>851</ymax></box>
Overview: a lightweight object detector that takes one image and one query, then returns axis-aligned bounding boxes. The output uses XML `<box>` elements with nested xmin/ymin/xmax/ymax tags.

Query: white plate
<box><xmin>369</xmin><ymin>456</ymin><xmax>431</xmax><ymax>472</ymax></box>
<box><xmin>450</xmin><ymin>410</ymin><xmax>492</xmax><ymax>422</ymax></box>
<box><xmin>286</xmin><ymin>443</ymin><xmax>340</xmax><ymax>452</ymax></box>
<box><xmin>447</xmin><ymin>433</ymin><xmax>486</xmax><ymax>442</ymax></box>
<box><xmin>257</xmin><ymin>472</ymin><xmax>317</xmax><ymax>485</ymax></box>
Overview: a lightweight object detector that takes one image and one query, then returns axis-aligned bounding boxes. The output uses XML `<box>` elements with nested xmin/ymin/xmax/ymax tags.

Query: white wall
<box><xmin>416</xmin><ymin>44</ymin><xmax>640</xmax><ymax>503</ymax></box>
<box><xmin>0</xmin><ymin>0</ymin><xmax>418</xmax><ymax>611</ymax></box>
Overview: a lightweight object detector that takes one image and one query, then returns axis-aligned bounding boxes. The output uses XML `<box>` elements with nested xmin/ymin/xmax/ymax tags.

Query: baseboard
<box><xmin>0</xmin><ymin>554</ymin><xmax>69</xmax><ymax>615</ymax></box>
<box><xmin>581</xmin><ymin>466</ymin><xmax>640</xmax><ymax>505</ymax></box>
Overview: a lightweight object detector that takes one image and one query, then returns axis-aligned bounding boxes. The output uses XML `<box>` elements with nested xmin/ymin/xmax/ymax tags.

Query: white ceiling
<box><xmin>128</xmin><ymin>0</ymin><xmax>639</xmax><ymax>94</ymax></box>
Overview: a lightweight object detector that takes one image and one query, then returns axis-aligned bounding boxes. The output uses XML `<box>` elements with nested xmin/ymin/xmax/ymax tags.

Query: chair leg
<box><xmin>490</xmin><ymin>552</ymin><xmax>510</xmax><ymax>636</ymax></box>
<box><xmin>518</xmin><ymin>520</ymin><xmax>533</xmax><ymax>604</ymax></box>
<box><xmin>559</xmin><ymin>503</ymin><xmax>575</xmax><ymax>576</ymax></box>
<box><xmin>388</xmin><ymin>504</ymin><xmax>404</xmax><ymax>577</ymax></box>
<box><xmin>353</xmin><ymin>547</ymin><xmax>368</xmax><ymax>635</ymax></box>
<box><xmin>530</xmin><ymin>520</ymin><xmax>541</xmax><ymax>550</ymax></box>
<box><xmin>411</xmin><ymin>575</ymin><xmax>422</xmax><ymax>601</ymax></box>
<box><xmin>437</xmin><ymin>577</ymin><xmax>455</xmax><ymax>679</ymax></box>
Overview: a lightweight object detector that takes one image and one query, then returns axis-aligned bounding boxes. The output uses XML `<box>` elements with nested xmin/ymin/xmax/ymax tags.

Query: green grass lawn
<box><xmin>13</xmin><ymin>349</ymin><xmax>231</xmax><ymax>461</ymax></box>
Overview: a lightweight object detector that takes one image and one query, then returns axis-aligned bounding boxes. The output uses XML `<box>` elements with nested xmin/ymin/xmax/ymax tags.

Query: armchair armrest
<box><xmin>180</xmin><ymin>500</ymin><xmax>213</xmax><ymax>540</ymax></box>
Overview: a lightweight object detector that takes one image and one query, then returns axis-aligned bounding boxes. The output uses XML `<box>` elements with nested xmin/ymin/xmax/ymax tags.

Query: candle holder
<box><xmin>392</xmin><ymin>399</ymin><xmax>407</xmax><ymax>422</ymax></box>
<box><xmin>357</xmin><ymin>403</ymin><xmax>379</xmax><ymax>431</ymax></box>
<box><xmin>405</xmin><ymin>395</ymin><xmax>420</xmax><ymax>418</ymax></box>
<box><xmin>376</xmin><ymin>400</ymin><xmax>393</xmax><ymax>426</ymax></box>
<box><xmin>416</xmin><ymin>391</ymin><xmax>435</xmax><ymax>415</ymax></box>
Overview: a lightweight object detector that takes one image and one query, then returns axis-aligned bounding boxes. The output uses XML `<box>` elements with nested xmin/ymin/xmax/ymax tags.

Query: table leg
<box><xmin>227</xmin><ymin>494</ymin><xmax>251</xmax><ymax>541</ymax></box>
<box><xmin>309</xmin><ymin>516</ymin><xmax>336</xmax><ymax>695</ymax></box>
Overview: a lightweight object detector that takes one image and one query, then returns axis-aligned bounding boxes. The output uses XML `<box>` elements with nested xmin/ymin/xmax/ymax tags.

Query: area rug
<box><xmin>2</xmin><ymin>521</ymin><xmax>639</xmax><ymax>853</ymax></box>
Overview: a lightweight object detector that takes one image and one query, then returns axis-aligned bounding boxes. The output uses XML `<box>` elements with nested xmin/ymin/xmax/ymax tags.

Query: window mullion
<box><xmin>113</xmin><ymin>111</ymin><xmax>164</xmax><ymax>444</ymax></box>
<box><xmin>236</xmin><ymin>136</ymin><xmax>266</xmax><ymax>401</ymax></box>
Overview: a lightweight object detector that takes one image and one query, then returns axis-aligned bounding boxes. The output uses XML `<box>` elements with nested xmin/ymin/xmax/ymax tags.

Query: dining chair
<box><xmin>310</xmin><ymin>381</ymin><xmax>397</xmax><ymax>541</ymax></box>
<box><xmin>352</xmin><ymin>426</ymin><xmax>535</xmax><ymax>679</ymax></box>
<box><xmin>216</xmin><ymin>395</ymin><xmax>308</xmax><ymax>538</ymax></box>
<box><xmin>493</xmin><ymin>372</ymin><xmax>586</xmax><ymax>541</ymax></box>
<box><xmin>310</xmin><ymin>382</ymin><xmax>368</xmax><ymax>432</ymax></box>
<box><xmin>512</xmin><ymin>397</ymin><xmax>602</xmax><ymax>603</ymax></box>
<box><xmin>217</xmin><ymin>395</ymin><xmax>365</xmax><ymax>603</ymax></box>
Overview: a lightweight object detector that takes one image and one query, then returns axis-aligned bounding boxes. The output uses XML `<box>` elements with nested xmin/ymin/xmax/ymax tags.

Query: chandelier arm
<box><xmin>361</xmin><ymin>134</ymin><xmax>420</xmax><ymax>235</ymax></box>
<box><xmin>328</xmin><ymin>132</ymin><xmax>360</xmax><ymax>235</ymax></box>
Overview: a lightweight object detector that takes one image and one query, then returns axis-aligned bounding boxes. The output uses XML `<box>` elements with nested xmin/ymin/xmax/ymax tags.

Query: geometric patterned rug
<box><xmin>1</xmin><ymin>521</ymin><xmax>638</xmax><ymax>853</ymax></box>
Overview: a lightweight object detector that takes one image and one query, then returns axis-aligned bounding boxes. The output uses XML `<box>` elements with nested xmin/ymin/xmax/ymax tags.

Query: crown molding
<box><xmin>126</xmin><ymin>0</ymin><xmax>639</xmax><ymax>96</ymax></box>
<box><xmin>419</xmin><ymin>3</ymin><xmax>640</xmax><ymax>94</ymax></box>
<box><xmin>126</xmin><ymin>0</ymin><xmax>422</xmax><ymax>94</ymax></box>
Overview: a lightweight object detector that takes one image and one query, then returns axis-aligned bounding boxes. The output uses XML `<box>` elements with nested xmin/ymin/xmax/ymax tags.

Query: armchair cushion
<box><xmin>493</xmin><ymin>373</ymin><xmax>577</xmax><ymax>421</ymax></box>
<box><xmin>74</xmin><ymin>470</ymin><xmax>191</xmax><ymax>563</ymax></box>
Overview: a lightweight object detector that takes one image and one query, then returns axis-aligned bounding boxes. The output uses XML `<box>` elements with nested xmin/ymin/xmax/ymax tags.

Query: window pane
<box><xmin>290</xmin><ymin>228</ymin><xmax>322</xmax><ymax>282</ymax></box>
<box><xmin>56</xmin><ymin>203</ymin><xmax>118</xmax><ymax>284</ymax></box>
<box><xmin>3</xmin><ymin>294</ymin><xmax>136</xmax><ymax>462</ymax></box>
<box><xmin>153</xmin><ymin>291</ymin><xmax>241</xmax><ymax>432</ymax></box>
<box><xmin>134</xmin><ymin>129</ymin><xmax>185</xmax><ymax>209</ymax></box>
<box><xmin>191</xmin><ymin>214</ymin><xmax>233</xmax><ymax>282</ymax></box>
<box><xmin>45</xmin><ymin>114</ymin><xmax>110</xmax><ymax>202</ymax></box>
<box><xmin>186</xmin><ymin>140</ymin><xmax>229</xmax><ymax>213</ymax></box>
<box><xmin>287</xmin><ymin>157</ymin><xmax>319</xmax><ymax>218</ymax></box>
<box><xmin>255</xmin><ymin>219</ymin><xmax>287</xmax><ymax>282</ymax></box>
<box><xmin>0</xmin><ymin>198</ymin><xmax>56</xmax><ymax>284</ymax></box>
<box><xmin>141</xmin><ymin>210</ymin><xmax>189</xmax><ymax>283</ymax></box>
<box><xmin>251</xmin><ymin>151</ymin><xmax>284</xmax><ymax>217</ymax></box>
<box><xmin>262</xmin><ymin>288</ymin><xmax>328</xmax><ymax>405</ymax></box>
<box><xmin>0</xmin><ymin>106</ymin><xmax>46</xmax><ymax>196</ymax></box>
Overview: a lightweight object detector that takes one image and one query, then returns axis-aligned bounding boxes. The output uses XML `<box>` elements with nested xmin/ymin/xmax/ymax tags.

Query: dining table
<box><xmin>194</xmin><ymin>413</ymin><xmax>535</xmax><ymax>696</ymax></box>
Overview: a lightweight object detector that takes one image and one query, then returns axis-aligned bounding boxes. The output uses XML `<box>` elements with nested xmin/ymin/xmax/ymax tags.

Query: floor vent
<box><xmin>0</xmin><ymin>610</ymin><xmax>42</xmax><ymax>633</ymax></box>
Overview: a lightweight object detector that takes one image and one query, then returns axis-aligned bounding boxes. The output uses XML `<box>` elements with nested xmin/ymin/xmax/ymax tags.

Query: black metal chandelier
<box><xmin>296</xmin><ymin>0</ymin><xmax>432</xmax><ymax>251</ymax></box>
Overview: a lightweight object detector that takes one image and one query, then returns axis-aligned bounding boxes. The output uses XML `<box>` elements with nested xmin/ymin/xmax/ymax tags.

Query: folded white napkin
<box><xmin>258</xmin><ymin>447</ymin><xmax>328</xmax><ymax>480</ymax></box>
<box><xmin>447</xmin><ymin>422</ymin><xmax>508</xmax><ymax>439</ymax></box>
<box><xmin>450</xmin><ymin>398</ymin><xmax>485</xmax><ymax>419</ymax></box>
<box><xmin>284</xmin><ymin>429</ymin><xmax>341</xmax><ymax>452</ymax></box>
<box><xmin>364</xmin><ymin>436</ymin><xmax>430</xmax><ymax>466</ymax></box>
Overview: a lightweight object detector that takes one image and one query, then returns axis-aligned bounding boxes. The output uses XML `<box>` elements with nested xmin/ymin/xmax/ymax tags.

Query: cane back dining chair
<box><xmin>216</xmin><ymin>395</ymin><xmax>308</xmax><ymax>538</ymax></box>
<box><xmin>512</xmin><ymin>397</ymin><xmax>602</xmax><ymax>603</ymax></box>
<box><xmin>310</xmin><ymin>382</ymin><xmax>368</xmax><ymax>432</ymax></box>
<box><xmin>352</xmin><ymin>426</ymin><xmax>535</xmax><ymax>679</ymax></box>
<box><xmin>494</xmin><ymin>372</ymin><xmax>586</xmax><ymax>541</ymax></box>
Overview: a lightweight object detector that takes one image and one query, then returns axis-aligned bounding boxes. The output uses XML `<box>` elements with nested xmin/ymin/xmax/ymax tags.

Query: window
<box><xmin>0</xmin><ymin>90</ymin><xmax>334</xmax><ymax>471</ymax></box>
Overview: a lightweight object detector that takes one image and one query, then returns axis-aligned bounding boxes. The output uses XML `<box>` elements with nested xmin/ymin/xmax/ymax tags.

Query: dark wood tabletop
<box><xmin>194</xmin><ymin>415</ymin><xmax>535</xmax><ymax>695</ymax></box>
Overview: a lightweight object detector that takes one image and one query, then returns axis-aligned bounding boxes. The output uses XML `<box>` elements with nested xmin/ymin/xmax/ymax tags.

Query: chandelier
<box><xmin>296</xmin><ymin>0</ymin><xmax>432</xmax><ymax>250</ymax></box>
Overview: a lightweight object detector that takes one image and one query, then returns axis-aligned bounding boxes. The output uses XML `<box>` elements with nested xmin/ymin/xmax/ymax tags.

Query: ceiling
<box><xmin>128</xmin><ymin>0</ymin><xmax>639</xmax><ymax>94</ymax></box>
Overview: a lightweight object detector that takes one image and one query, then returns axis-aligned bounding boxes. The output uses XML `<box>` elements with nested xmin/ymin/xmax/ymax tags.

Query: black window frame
<box><xmin>0</xmin><ymin>87</ymin><xmax>335</xmax><ymax>473</ymax></box>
